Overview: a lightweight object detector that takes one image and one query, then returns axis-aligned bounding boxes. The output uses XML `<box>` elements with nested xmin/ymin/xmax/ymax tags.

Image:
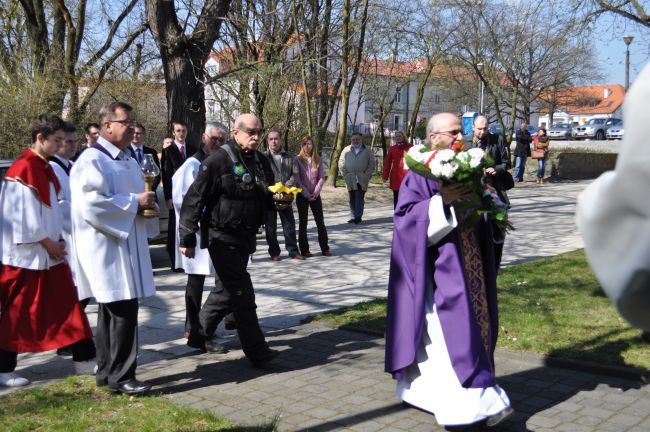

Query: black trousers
<box><xmin>392</xmin><ymin>190</ymin><xmax>399</xmax><ymax>209</ymax></box>
<box><xmin>296</xmin><ymin>195</ymin><xmax>329</xmax><ymax>255</ymax></box>
<box><xmin>166</xmin><ymin>211</ymin><xmax>177</xmax><ymax>270</ymax></box>
<box><xmin>207</xmin><ymin>238</ymin><xmax>268</xmax><ymax>358</ymax></box>
<box><xmin>95</xmin><ymin>299</ymin><xmax>139</xmax><ymax>388</ymax></box>
<box><xmin>185</xmin><ymin>274</ymin><xmax>232</xmax><ymax>344</ymax></box>
<box><xmin>0</xmin><ymin>338</ymin><xmax>95</xmax><ymax>373</ymax></box>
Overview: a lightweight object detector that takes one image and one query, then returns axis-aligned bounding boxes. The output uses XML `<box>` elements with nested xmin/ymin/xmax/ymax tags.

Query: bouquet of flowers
<box><xmin>268</xmin><ymin>182</ymin><xmax>302</xmax><ymax>210</ymax></box>
<box><xmin>404</xmin><ymin>142</ymin><xmax>513</xmax><ymax>232</ymax></box>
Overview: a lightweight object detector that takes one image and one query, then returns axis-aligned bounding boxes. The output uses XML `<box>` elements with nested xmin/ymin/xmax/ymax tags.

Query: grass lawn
<box><xmin>312</xmin><ymin>249</ymin><xmax>650</xmax><ymax>370</ymax></box>
<box><xmin>0</xmin><ymin>376</ymin><xmax>275</xmax><ymax>432</ymax></box>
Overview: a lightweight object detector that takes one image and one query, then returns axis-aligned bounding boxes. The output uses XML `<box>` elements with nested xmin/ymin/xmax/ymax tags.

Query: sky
<box><xmin>594</xmin><ymin>14</ymin><xmax>650</xmax><ymax>87</ymax></box>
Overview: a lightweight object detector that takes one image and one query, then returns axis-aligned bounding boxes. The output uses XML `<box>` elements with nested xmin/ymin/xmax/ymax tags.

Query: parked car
<box><xmin>606</xmin><ymin>123</ymin><xmax>624</xmax><ymax>140</ymax></box>
<box><xmin>548</xmin><ymin>123</ymin><xmax>573</xmax><ymax>140</ymax></box>
<box><xmin>488</xmin><ymin>124</ymin><xmax>505</xmax><ymax>137</ymax></box>
<box><xmin>0</xmin><ymin>159</ymin><xmax>12</xmax><ymax>183</ymax></box>
<box><xmin>573</xmin><ymin>118</ymin><xmax>622</xmax><ymax>140</ymax></box>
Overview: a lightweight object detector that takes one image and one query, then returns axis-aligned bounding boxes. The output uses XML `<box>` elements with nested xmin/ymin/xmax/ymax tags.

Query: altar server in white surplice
<box><xmin>70</xmin><ymin>101</ymin><xmax>158</xmax><ymax>396</ymax></box>
<box><xmin>577</xmin><ymin>63</ymin><xmax>650</xmax><ymax>333</ymax></box>
<box><xmin>173</xmin><ymin>123</ymin><xmax>231</xmax><ymax>354</ymax></box>
<box><xmin>49</xmin><ymin>122</ymin><xmax>78</xmax><ymax>285</ymax></box>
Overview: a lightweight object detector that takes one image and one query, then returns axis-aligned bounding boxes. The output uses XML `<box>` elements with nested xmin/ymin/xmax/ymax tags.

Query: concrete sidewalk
<box><xmin>6</xmin><ymin>179</ymin><xmax>650</xmax><ymax>431</ymax></box>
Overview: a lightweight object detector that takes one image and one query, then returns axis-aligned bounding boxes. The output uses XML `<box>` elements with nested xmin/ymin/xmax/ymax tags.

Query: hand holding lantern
<box><xmin>140</xmin><ymin>153</ymin><xmax>160</xmax><ymax>218</ymax></box>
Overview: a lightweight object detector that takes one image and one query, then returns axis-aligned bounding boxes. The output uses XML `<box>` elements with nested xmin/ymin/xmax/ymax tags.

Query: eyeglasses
<box><xmin>110</xmin><ymin>119</ymin><xmax>135</xmax><ymax>126</ymax></box>
<box><xmin>239</xmin><ymin>127</ymin><xmax>263</xmax><ymax>136</ymax></box>
<box><xmin>435</xmin><ymin>129</ymin><xmax>463</xmax><ymax>137</ymax></box>
<box><xmin>209</xmin><ymin>136</ymin><xmax>225</xmax><ymax>142</ymax></box>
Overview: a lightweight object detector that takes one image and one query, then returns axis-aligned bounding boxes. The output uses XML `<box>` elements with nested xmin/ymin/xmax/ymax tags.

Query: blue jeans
<box><xmin>514</xmin><ymin>156</ymin><xmax>527</xmax><ymax>181</ymax></box>
<box><xmin>348</xmin><ymin>184</ymin><xmax>366</xmax><ymax>219</ymax></box>
<box><xmin>537</xmin><ymin>154</ymin><xmax>548</xmax><ymax>178</ymax></box>
<box><xmin>265</xmin><ymin>207</ymin><xmax>299</xmax><ymax>257</ymax></box>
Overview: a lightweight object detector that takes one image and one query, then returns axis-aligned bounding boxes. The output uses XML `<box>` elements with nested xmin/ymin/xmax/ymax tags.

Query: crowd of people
<box><xmin>1</xmin><ymin>102</ymin><xmax>562</xmax><ymax>428</ymax></box>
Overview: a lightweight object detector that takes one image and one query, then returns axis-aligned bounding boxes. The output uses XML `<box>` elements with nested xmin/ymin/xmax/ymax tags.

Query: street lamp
<box><xmin>623</xmin><ymin>35</ymin><xmax>634</xmax><ymax>91</ymax></box>
<box><xmin>477</xmin><ymin>62</ymin><xmax>485</xmax><ymax>114</ymax></box>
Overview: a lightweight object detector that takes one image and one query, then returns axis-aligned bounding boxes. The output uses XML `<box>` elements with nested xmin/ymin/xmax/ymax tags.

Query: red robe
<box><xmin>0</xmin><ymin>150</ymin><xmax>92</xmax><ymax>352</ymax></box>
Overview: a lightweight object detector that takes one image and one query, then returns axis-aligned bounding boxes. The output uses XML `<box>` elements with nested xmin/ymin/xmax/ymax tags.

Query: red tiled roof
<box><xmin>541</xmin><ymin>84</ymin><xmax>625</xmax><ymax>115</ymax></box>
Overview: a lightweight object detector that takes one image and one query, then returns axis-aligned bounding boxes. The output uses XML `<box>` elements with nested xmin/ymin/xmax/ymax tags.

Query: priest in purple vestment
<box><xmin>385</xmin><ymin>113</ymin><xmax>512</xmax><ymax>428</ymax></box>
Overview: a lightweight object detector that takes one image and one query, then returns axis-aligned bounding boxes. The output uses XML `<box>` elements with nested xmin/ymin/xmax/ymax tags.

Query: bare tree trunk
<box><xmin>326</xmin><ymin>0</ymin><xmax>369</xmax><ymax>187</ymax></box>
<box><xmin>146</xmin><ymin>0</ymin><xmax>232</xmax><ymax>146</ymax></box>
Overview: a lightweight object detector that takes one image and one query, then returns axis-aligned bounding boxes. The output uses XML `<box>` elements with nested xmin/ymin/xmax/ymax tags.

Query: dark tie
<box><xmin>180</xmin><ymin>144</ymin><xmax>185</xmax><ymax>161</ymax></box>
<box><xmin>136</xmin><ymin>148</ymin><xmax>143</xmax><ymax>164</ymax></box>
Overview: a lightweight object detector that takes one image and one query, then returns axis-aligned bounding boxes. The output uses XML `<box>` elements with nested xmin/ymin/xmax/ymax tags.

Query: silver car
<box><xmin>574</xmin><ymin>118</ymin><xmax>622</xmax><ymax>140</ymax></box>
<box><xmin>548</xmin><ymin>123</ymin><xmax>572</xmax><ymax>140</ymax></box>
<box><xmin>606</xmin><ymin>124</ymin><xmax>624</xmax><ymax>140</ymax></box>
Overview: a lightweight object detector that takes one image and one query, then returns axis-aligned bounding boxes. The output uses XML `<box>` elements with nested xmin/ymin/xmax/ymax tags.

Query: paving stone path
<box><xmin>6</xmin><ymin>179</ymin><xmax>650</xmax><ymax>431</ymax></box>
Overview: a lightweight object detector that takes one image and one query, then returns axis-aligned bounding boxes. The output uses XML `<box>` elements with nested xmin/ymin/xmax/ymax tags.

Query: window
<box><xmin>395</xmin><ymin>89</ymin><xmax>401</xmax><ymax>103</ymax></box>
<box><xmin>434</xmin><ymin>94</ymin><xmax>441</xmax><ymax>104</ymax></box>
<box><xmin>394</xmin><ymin>115</ymin><xmax>400</xmax><ymax>131</ymax></box>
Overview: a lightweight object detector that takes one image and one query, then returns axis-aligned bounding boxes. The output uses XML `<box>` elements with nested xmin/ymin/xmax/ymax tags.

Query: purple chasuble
<box><xmin>384</xmin><ymin>171</ymin><xmax>500</xmax><ymax>388</ymax></box>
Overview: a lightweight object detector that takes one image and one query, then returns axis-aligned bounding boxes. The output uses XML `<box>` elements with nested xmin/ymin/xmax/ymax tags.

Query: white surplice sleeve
<box><xmin>74</xmin><ymin>158</ymin><xmax>139</xmax><ymax>240</ymax></box>
<box><xmin>576</xmin><ymin>63</ymin><xmax>650</xmax><ymax>331</ymax></box>
<box><xmin>0</xmin><ymin>181</ymin><xmax>63</xmax><ymax>269</ymax></box>
<box><xmin>427</xmin><ymin>194</ymin><xmax>458</xmax><ymax>246</ymax></box>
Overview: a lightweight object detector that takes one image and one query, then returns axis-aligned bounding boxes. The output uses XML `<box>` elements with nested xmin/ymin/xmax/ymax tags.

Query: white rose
<box><xmin>436</xmin><ymin>149</ymin><xmax>456</xmax><ymax>162</ymax></box>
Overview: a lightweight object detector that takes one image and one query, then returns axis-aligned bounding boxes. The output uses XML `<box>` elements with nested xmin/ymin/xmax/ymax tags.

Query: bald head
<box><xmin>427</xmin><ymin>113</ymin><xmax>462</xmax><ymax>149</ymax></box>
<box><xmin>472</xmin><ymin>115</ymin><xmax>489</xmax><ymax>140</ymax></box>
<box><xmin>232</xmin><ymin>113</ymin><xmax>262</xmax><ymax>152</ymax></box>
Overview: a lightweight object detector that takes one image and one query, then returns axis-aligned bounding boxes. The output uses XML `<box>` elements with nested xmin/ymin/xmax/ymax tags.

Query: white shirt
<box><xmin>0</xmin><ymin>178</ymin><xmax>64</xmax><ymax>270</ymax></box>
<box><xmin>172</xmin><ymin>156</ymin><xmax>215</xmax><ymax>275</ymax></box>
<box><xmin>70</xmin><ymin>136</ymin><xmax>158</xmax><ymax>302</ymax></box>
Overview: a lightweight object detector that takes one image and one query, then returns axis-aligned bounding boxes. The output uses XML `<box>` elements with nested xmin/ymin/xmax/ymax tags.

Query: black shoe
<box><xmin>57</xmin><ymin>346</ymin><xmax>73</xmax><ymax>357</ymax></box>
<box><xmin>204</xmin><ymin>340</ymin><xmax>229</xmax><ymax>354</ymax></box>
<box><xmin>354</xmin><ymin>218</ymin><xmax>362</xmax><ymax>224</ymax></box>
<box><xmin>485</xmin><ymin>407</ymin><xmax>514</xmax><ymax>427</ymax></box>
<box><xmin>110</xmin><ymin>379</ymin><xmax>151</xmax><ymax>395</ymax></box>
<box><xmin>347</xmin><ymin>218</ymin><xmax>356</xmax><ymax>223</ymax></box>
<box><xmin>187</xmin><ymin>338</ymin><xmax>229</xmax><ymax>354</ymax></box>
<box><xmin>248</xmin><ymin>348</ymin><xmax>279</xmax><ymax>368</ymax></box>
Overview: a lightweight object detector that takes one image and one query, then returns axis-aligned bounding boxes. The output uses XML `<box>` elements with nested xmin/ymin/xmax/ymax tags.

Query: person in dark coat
<box><xmin>513</xmin><ymin>122</ymin><xmax>531</xmax><ymax>182</ymax></box>
<box><xmin>161</xmin><ymin>121</ymin><xmax>196</xmax><ymax>271</ymax></box>
<box><xmin>471</xmin><ymin>116</ymin><xmax>512</xmax><ymax>272</ymax></box>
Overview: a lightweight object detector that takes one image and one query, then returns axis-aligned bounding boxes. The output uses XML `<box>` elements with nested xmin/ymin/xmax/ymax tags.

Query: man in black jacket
<box><xmin>162</xmin><ymin>121</ymin><xmax>197</xmax><ymax>270</ymax></box>
<box><xmin>513</xmin><ymin>122</ymin><xmax>532</xmax><ymax>182</ymax></box>
<box><xmin>264</xmin><ymin>130</ymin><xmax>303</xmax><ymax>261</ymax></box>
<box><xmin>472</xmin><ymin>116</ymin><xmax>512</xmax><ymax>272</ymax></box>
<box><xmin>178</xmin><ymin>113</ymin><xmax>278</xmax><ymax>367</ymax></box>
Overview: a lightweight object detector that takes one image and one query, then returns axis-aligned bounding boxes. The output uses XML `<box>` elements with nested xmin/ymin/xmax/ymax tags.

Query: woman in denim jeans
<box><xmin>294</xmin><ymin>137</ymin><xmax>332</xmax><ymax>257</ymax></box>
<box><xmin>535</xmin><ymin>128</ymin><xmax>550</xmax><ymax>184</ymax></box>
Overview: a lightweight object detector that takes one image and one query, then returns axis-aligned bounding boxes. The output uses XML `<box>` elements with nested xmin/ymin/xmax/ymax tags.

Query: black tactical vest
<box><xmin>212</xmin><ymin>145</ymin><xmax>267</xmax><ymax>234</ymax></box>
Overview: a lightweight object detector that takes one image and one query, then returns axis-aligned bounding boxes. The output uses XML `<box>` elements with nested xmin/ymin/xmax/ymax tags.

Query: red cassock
<box><xmin>0</xmin><ymin>150</ymin><xmax>93</xmax><ymax>353</ymax></box>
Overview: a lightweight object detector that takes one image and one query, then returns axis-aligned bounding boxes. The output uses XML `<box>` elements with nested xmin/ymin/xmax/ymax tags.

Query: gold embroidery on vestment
<box><xmin>459</xmin><ymin>223</ymin><xmax>491</xmax><ymax>357</ymax></box>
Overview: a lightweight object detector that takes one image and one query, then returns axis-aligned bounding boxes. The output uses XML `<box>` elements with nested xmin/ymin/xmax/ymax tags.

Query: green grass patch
<box><xmin>0</xmin><ymin>376</ymin><xmax>276</xmax><ymax>432</ymax></box>
<box><xmin>312</xmin><ymin>249</ymin><xmax>650</xmax><ymax>370</ymax></box>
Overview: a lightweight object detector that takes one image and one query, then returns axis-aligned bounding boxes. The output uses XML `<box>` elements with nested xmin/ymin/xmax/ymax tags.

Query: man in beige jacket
<box><xmin>339</xmin><ymin>133</ymin><xmax>375</xmax><ymax>224</ymax></box>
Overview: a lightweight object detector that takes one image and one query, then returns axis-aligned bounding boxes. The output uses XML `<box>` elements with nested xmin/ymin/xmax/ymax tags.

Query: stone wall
<box><xmin>522</xmin><ymin>151</ymin><xmax>617</xmax><ymax>181</ymax></box>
